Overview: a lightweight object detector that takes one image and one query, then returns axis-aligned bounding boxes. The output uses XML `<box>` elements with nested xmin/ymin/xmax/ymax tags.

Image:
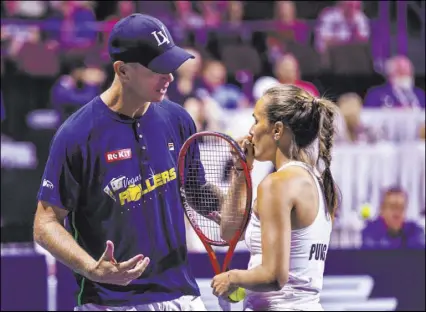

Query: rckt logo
<box><xmin>105</xmin><ymin>148</ymin><xmax>132</xmax><ymax>163</ymax></box>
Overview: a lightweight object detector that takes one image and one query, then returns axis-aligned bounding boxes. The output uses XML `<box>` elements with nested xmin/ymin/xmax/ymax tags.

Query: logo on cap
<box><xmin>151</xmin><ymin>25</ymin><xmax>170</xmax><ymax>47</ymax></box>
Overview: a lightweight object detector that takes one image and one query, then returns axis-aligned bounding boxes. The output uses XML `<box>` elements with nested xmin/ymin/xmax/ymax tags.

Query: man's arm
<box><xmin>33</xmin><ymin>201</ymin><xmax>97</xmax><ymax>278</ymax></box>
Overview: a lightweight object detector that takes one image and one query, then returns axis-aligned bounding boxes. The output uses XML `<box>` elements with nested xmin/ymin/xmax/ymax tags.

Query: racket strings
<box><xmin>183</xmin><ymin>136</ymin><xmax>248</xmax><ymax>244</ymax></box>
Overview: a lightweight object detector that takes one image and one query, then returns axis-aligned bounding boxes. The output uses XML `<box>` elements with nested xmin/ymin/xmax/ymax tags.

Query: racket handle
<box><xmin>218</xmin><ymin>297</ymin><xmax>231</xmax><ymax>311</ymax></box>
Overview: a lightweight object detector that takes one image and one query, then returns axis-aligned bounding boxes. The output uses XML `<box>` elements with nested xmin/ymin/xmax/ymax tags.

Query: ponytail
<box><xmin>316</xmin><ymin>99</ymin><xmax>340</xmax><ymax>220</ymax></box>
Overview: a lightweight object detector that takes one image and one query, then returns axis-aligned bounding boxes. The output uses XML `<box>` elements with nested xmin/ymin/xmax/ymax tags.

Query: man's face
<box><xmin>381</xmin><ymin>192</ymin><xmax>407</xmax><ymax>232</ymax></box>
<box><xmin>203</xmin><ymin>61</ymin><xmax>226</xmax><ymax>89</ymax></box>
<box><xmin>275</xmin><ymin>56</ymin><xmax>298</xmax><ymax>83</ymax></box>
<box><xmin>124</xmin><ymin>63</ymin><xmax>174</xmax><ymax>102</ymax></box>
<box><xmin>388</xmin><ymin>57</ymin><xmax>414</xmax><ymax>89</ymax></box>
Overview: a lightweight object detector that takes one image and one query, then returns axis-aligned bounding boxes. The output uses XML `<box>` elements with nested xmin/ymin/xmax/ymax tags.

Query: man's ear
<box><xmin>113</xmin><ymin>61</ymin><xmax>129</xmax><ymax>82</ymax></box>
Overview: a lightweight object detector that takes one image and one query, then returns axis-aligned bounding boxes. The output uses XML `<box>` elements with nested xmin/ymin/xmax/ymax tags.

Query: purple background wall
<box><xmin>1</xmin><ymin>249</ymin><xmax>424</xmax><ymax>311</ymax></box>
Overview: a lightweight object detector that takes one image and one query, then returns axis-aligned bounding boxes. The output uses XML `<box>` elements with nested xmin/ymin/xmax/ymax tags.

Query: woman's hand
<box><xmin>233</xmin><ymin>135</ymin><xmax>254</xmax><ymax>171</ymax></box>
<box><xmin>211</xmin><ymin>270</ymin><xmax>238</xmax><ymax>299</ymax></box>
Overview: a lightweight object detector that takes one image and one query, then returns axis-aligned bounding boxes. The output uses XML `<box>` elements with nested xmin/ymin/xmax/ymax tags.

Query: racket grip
<box><xmin>218</xmin><ymin>297</ymin><xmax>231</xmax><ymax>311</ymax></box>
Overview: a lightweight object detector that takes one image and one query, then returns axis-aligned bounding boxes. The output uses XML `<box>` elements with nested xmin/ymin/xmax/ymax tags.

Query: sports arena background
<box><xmin>1</xmin><ymin>1</ymin><xmax>425</xmax><ymax>311</ymax></box>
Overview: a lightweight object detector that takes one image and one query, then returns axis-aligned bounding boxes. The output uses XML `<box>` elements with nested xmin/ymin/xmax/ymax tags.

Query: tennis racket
<box><xmin>177</xmin><ymin>131</ymin><xmax>253</xmax><ymax>309</ymax></box>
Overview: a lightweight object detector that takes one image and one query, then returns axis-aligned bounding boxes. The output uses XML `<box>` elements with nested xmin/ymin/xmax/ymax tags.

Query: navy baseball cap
<box><xmin>108</xmin><ymin>14</ymin><xmax>194</xmax><ymax>74</ymax></box>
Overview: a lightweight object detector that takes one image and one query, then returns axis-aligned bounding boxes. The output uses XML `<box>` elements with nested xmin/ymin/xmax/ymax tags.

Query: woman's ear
<box><xmin>273</xmin><ymin>121</ymin><xmax>285</xmax><ymax>140</ymax></box>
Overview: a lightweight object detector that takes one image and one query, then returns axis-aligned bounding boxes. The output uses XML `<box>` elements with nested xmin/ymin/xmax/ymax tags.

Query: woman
<box><xmin>211</xmin><ymin>84</ymin><xmax>340</xmax><ymax>311</ymax></box>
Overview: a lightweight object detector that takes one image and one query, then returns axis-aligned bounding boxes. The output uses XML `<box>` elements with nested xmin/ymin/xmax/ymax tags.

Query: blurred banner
<box><xmin>2</xmin><ymin>249</ymin><xmax>423</xmax><ymax>311</ymax></box>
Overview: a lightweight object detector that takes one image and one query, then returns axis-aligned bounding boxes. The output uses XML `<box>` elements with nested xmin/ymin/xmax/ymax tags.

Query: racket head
<box><xmin>178</xmin><ymin>131</ymin><xmax>253</xmax><ymax>247</ymax></box>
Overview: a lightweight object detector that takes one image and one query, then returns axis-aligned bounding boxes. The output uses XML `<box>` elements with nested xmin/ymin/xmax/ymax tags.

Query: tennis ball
<box><xmin>228</xmin><ymin>287</ymin><xmax>246</xmax><ymax>303</ymax></box>
<box><xmin>360</xmin><ymin>203</ymin><xmax>371</xmax><ymax>219</ymax></box>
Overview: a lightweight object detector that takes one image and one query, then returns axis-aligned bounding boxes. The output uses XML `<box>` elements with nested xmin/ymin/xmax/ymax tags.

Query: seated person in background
<box><xmin>362</xmin><ymin>187</ymin><xmax>425</xmax><ymax>249</ymax></box>
<box><xmin>166</xmin><ymin>47</ymin><xmax>204</xmax><ymax>105</ymax></box>
<box><xmin>266</xmin><ymin>1</ymin><xmax>310</xmax><ymax>63</ymax></box>
<box><xmin>315</xmin><ymin>0</ymin><xmax>370</xmax><ymax>55</ymax></box>
<box><xmin>51</xmin><ymin>58</ymin><xmax>105</xmax><ymax>124</ymax></box>
<box><xmin>334</xmin><ymin>92</ymin><xmax>382</xmax><ymax>144</ymax></box>
<box><xmin>364</xmin><ymin>55</ymin><xmax>425</xmax><ymax>109</ymax></box>
<box><xmin>182</xmin><ymin>93</ymin><xmax>223</xmax><ymax>132</ymax></box>
<box><xmin>198</xmin><ymin>59</ymin><xmax>249</xmax><ymax>110</ymax></box>
<box><xmin>272</xmin><ymin>54</ymin><xmax>319</xmax><ymax>97</ymax></box>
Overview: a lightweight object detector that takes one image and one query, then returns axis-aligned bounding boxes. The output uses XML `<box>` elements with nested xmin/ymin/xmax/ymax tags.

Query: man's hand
<box><xmin>87</xmin><ymin>241</ymin><xmax>150</xmax><ymax>286</ymax></box>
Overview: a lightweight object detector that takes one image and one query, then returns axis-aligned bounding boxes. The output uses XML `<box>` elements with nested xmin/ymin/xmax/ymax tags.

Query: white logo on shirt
<box><xmin>42</xmin><ymin>179</ymin><xmax>54</xmax><ymax>189</ymax></box>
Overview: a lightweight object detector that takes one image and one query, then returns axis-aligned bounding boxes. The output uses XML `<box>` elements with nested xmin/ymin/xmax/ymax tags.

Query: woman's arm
<box><xmin>220</xmin><ymin>168</ymin><xmax>250</xmax><ymax>241</ymax></box>
<box><xmin>229</xmin><ymin>171</ymin><xmax>296</xmax><ymax>292</ymax></box>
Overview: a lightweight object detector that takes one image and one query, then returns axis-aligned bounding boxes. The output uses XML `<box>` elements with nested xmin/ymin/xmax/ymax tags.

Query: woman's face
<box><xmin>249</xmin><ymin>97</ymin><xmax>277</xmax><ymax>162</ymax></box>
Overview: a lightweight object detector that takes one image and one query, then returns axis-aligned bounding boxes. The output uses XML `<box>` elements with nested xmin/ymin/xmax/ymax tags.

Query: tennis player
<box><xmin>212</xmin><ymin>84</ymin><xmax>340</xmax><ymax>311</ymax></box>
<box><xmin>33</xmin><ymin>14</ymin><xmax>208</xmax><ymax>311</ymax></box>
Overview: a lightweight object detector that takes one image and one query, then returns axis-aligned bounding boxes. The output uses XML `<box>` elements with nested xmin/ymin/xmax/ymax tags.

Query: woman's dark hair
<box><xmin>263</xmin><ymin>84</ymin><xmax>340</xmax><ymax>220</ymax></box>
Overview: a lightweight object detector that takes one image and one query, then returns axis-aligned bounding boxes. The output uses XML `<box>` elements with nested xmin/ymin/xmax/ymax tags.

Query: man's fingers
<box><xmin>101</xmin><ymin>241</ymin><xmax>115</xmax><ymax>262</ymax></box>
<box><xmin>126</xmin><ymin>257</ymin><xmax>150</xmax><ymax>278</ymax></box>
<box><xmin>118</xmin><ymin>254</ymin><xmax>144</xmax><ymax>271</ymax></box>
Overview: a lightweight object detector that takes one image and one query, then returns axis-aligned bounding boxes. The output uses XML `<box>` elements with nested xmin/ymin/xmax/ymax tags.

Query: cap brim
<box><xmin>148</xmin><ymin>46</ymin><xmax>194</xmax><ymax>74</ymax></box>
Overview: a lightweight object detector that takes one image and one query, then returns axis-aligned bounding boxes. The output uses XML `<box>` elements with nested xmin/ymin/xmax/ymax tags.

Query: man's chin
<box><xmin>152</xmin><ymin>94</ymin><xmax>166</xmax><ymax>102</ymax></box>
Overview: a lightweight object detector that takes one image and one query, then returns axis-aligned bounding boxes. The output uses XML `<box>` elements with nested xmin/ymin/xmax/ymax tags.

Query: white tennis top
<box><xmin>244</xmin><ymin>161</ymin><xmax>332</xmax><ymax>311</ymax></box>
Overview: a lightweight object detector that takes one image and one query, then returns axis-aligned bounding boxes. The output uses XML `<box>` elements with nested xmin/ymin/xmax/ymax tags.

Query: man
<box><xmin>315</xmin><ymin>1</ymin><xmax>370</xmax><ymax>54</ymax></box>
<box><xmin>272</xmin><ymin>54</ymin><xmax>319</xmax><ymax>97</ymax></box>
<box><xmin>33</xmin><ymin>13</ymin><xmax>207</xmax><ymax>311</ymax></box>
<box><xmin>362</xmin><ymin>187</ymin><xmax>425</xmax><ymax>249</ymax></box>
<box><xmin>364</xmin><ymin>55</ymin><xmax>425</xmax><ymax>109</ymax></box>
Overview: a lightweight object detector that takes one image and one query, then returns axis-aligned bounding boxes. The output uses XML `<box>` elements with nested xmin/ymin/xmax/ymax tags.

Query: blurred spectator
<box><xmin>138</xmin><ymin>1</ymin><xmax>174</xmax><ymax>23</ymax></box>
<box><xmin>252</xmin><ymin>76</ymin><xmax>280</xmax><ymax>101</ymax></box>
<box><xmin>49</xmin><ymin>1</ymin><xmax>97</xmax><ymax>58</ymax></box>
<box><xmin>272</xmin><ymin>54</ymin><xmax>319</xmax><ymax>96</ymax></box>
<box><xmin>362</xmin><ymin>187</ymin><xmax>425</xmax><ymax>249</ymax></box>
<box><xmin>205</xmin><ymin>1</ymin><xmax>250</xmax><ymax>64</ymax></box>
<box><xmin>174</xmin><ymin>1</ymin><xmax>205</xmax><ymax>29</ymax></box>
<box><xmin>198</xmin><ymin>59</ymin><xmax>249</xmax><ymax>110</ymax></box>
<box><xmin>226</xmin><ymin>1</ymin><xmax>245</xmax><ymax>27</ymax></box>
<box><xmin>51</xmin><ymin>59</ymin><xmax>105</xmax><ymax>123</ymax></box>
<box><xmin>2</xmin><ymin>26</ymin><xmax>60</xmax><ymax>138</ymax></box>
<box><xmin>167</xmin><ymin>47</ymin><xmax>204</xmax><ymax>105</ymax></box>
<box><xmin>1</xmin><ymin>1</ymin><xmax>53</xmax><ymax>57</ymax></box>
<box><xmin>266</xmin><ymin>1</ymin><xmax>310</xmax><ymax>63</ymax></box>
<box><xmin>364</xmin><ymin>55</ymin><xmax>425</xmax><ymax>109</ymax></box>
<box><xmin>219</xmin><ymin>1</ymin><xmax>249</xmax><ymax>44</ymax></box>
<box><xmin>197</xmin><ymin>1</ymin><xmax>225</xmax><ymax>28</ymax></box>
<box><xmin>335</xmin><ymin>92</ymin><xmax>382</xmax><ymax>144</ymax></box>
<box><xmin>182</xmin><ymin>95</ymin><xmax>223</xmax><ymax>132</ymax></box>
<box><xmin>101</xmin><ymin>1</ymin><xmax>136</xmax><ymax>61</ymax></box>
<box><xmin>10</xmin><ymin>26</ymin><xmax>60</xmax><ymax>79</ymax></box>
<box><xmin>315</xmin><ymin>1</ymin><xmax>370</xmax><ymax>54</ymax></box>
<box><xmin>2</xmin><ymin>1</ymin><xmax>50</xmax><ymax>20</ymax></box>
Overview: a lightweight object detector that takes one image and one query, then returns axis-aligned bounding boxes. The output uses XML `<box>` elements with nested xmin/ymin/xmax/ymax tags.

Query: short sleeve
<box><xmin>37</xmin><ymin>128</ymin><xmax>82</xmax><ymax>211</ymax></box>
